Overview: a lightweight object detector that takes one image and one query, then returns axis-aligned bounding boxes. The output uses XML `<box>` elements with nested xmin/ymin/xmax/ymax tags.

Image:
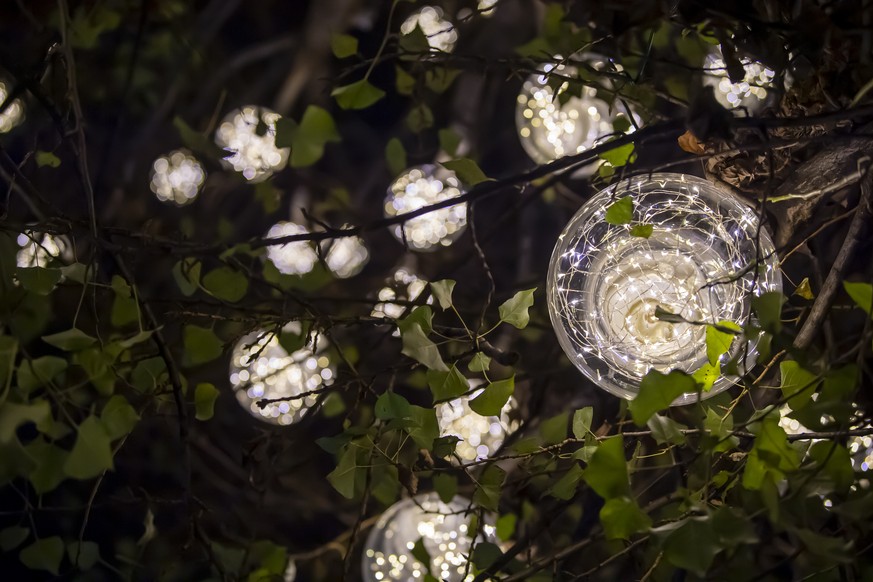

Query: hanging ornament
<box><xmin>547</xmin><ymin>173</ymin><xmax>781</xmax><ymax>404</ymax></box>
<box><xmin>214</xmin><ymin>105</ymin><xmax>289</xmax><ymax>182</ymax></box>
<box><xmin>149</xmin><ymin>149</ymin><xmax>206</xmax><ymax>206</ymax></box>
<box><xmin>264</xmin><ymin>221</ymin><xmax>318</xmax><ymax>276</ymax></box>
<box><xmin>321</xmin><ymin>227</ymin><xmax>369</xmax><ymax>279</ymax></box>
<box><xmin>703</xmin><ymin>46</ymin><xmax>776</xmax><ymax>113</ymax></box>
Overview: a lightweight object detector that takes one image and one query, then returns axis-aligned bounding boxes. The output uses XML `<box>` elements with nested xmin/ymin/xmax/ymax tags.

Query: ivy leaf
<box><xmin>628</xmin><ymin>370</ymin><xmax>697</xmax><ymax>426</ymax></box>
<box><xmin>19</xmin><ymin>536</ymin><xmax>64</xmax><ymax>575</ymax></box>
<box><xmin>399</xmin><ymin>24</ymin><xmax>430</xmax><ymax>53</ymax></box>
<box><xmin>398</xmin><ymin>305</ymin><xmax>434</xmax><ymax>336</ymax></box>
<box><xmin>600</xmin><ymin>496</ymin><xmax>652</xmax><ymax>540</ymax></box>
<box><xmin>406</xmin><ymin>103</ymin><xmax>434</xmax><ymax>132</ymax></box>
<box><xmin>202</xmin><ymin>266</ymin><xmax>248</xmax><ymax>303</ymax></box>
<box><xmin>598</xmin><ymin>143</ymin><xmax>636</xmax><ymax>167</ymax></box>
<box><xmin>629</xmin><ymin>224</ymin><xmax>653</xmax><ymax>238</ymax></box>
<box><xmin>433</xmin><ymin>473</ymin><xmax>457</xmax><ymax>503</ymax></box>
<box><xmin>385</xmin><ymin>137</ymin><xmax>407</xmax><ymax>177</ymax></box>
<box><xmin>172</xmin><ymin>259</ymin><xmax>201</xmax><ymax>296</ymax></box>
<box><xmin>752</xmin><ymin>292</ymin><xmax>784</xmax><ymax>334</ymax></box>
<box><xmin>779</xmin><ymin>361</ymin><xmax>820</xmax><ymax>411</ymax></box>
<box><xmin>275</xmin><ymin>106</ymin><xmax>342</xmax><ymax>168</ymax></box>
<box><xmin>604</xmin><ymin>197</ymin><xmax>634</xmax><ymax>225</ymax></box>
<box><xmin>692</xmin><ymin>361</ymin><xmax>720</xmax><ymax>392</ymax></box>
<box><xmin>547</xmin><ymin>463</ymin><xmax>584</xmax><ymax>500</ymax></box>
<box><xmin>42</xmin><ymin>328</ymin><xmax>97</xmax><ymax>351</ymax></box>
<box><xmin>793</xmin><ymin>277</ymin><xmax>815</xmax><ymax>300</ymax></box>
<box><xmin>432</xmin><ymin>435</ymin><xmax>460</xmax><ymax>458</ymax></box>
<box><xmin>426</xmin><ymin>365</ymin><xmax>468</xmax><ymax>402</ymax></box>
<box><xmin>582</xmin><ymin>436</ymin><xmax>628</xmax><ymax>500</ymax></box>
<box><xmin>647</xmin><ymin>414</ymin><xmax>686</xmax><ymax>445</ymax></box>
<box><xmin>0</xmin><ymin>526</ymin><xmax>29</xmax><ymax>552</ymax></box>
<box><xmin>331</xmin><ymin>33</ymin><xmax>358</xmax><ymax>58</ymax></box>
<box><xmin>375</xmin><ymin>391</ymin><xmax>411</xmax><ymax>420</ymax></box>
<box><xmin>809</xmin><ymin>441</ymin><xmax>854</xmax><ymax>494</ymax></box>
<box><xmin>658</xmin><ymin>517</ymin><xmax>720</xmax><ymax>576</ymax></box>
<box><xmin>64</xmin><ymin>415</ymin><xmax>113</xmax><ymax>480</ymax></box>
<box><xmin>101</xmin><ymin>395</ymin><xmax>139</xmax><ymax>439</ymax></box>
<box><xmin>184</xmin><ymin>325</ymin><xmax>223</xmax><ymax>366</ymax></box>
<box><xmin>474</xmin><ymin>464</ymin><xmax>505</xmax><ymax>511</ymax></box>
<box><xmin>395</xmin><ymin>66</ymin><xmax>416</xmax><ymax>96</ymax></box>
<box><xmin>25</xmin><ymin>439</ymin><xmax>67</xmax><ymax>494</ymax></box>
<box><xmin>0</xmin><ymin>400</ymin><xmax>51</xmax><ymax>443</ymax></box>
<box><xmin>425</xmin><ymin>67</ymin><xmax>461</xmax><ymax>93</ymax></box>
<box><xmin>411</xmin><ymin>537</ymin><xmax>433</xmax><ymax>575</ymax></box>
<box><xmin>496</xmin><ymin>514</ymin><xmax>517</xmax><ymax>542</ymax></box>
<box><xmin>438</xmin><ymin>128</ymin><xmax>462</xmax><ymax>157</ymax></box>
<box><xmin>400</xmin><ymin>323</ymin><xmax>447</xmax><ymax>371</ymax></box>
<box><xmin>429</xmin><ymin>279</ymin><xmax>456</xmax><ymax>310</ymax></box>
<box><xmin>67</xmin><ymin>540</ymin><xmax>100</xmax><ymax>569</ymax></box>
<box><xmin>468</xmin><ymin>352</ymin><xmax>491</xmax><ymax>373</ymax></box>
<box><xmin>16</xmin><ymin>267</ymin><xmax>62</xmax><ymax>295</ymax></box>
<box><xmin>572</xmin><ymin>407</ymin><xmax>593</xmax><ymax>439</ymax></box>
<box><xmin>194</xmin><ymin>383</ymin><xmax>219</xmax><ymax>421</ymax></box>
<box><xmin>17</xmin><ymin>356</ymin><xmax>67</xmax><ymax>393</ymax></box>
<box><xmin>539</xmin><ymin>411</ymin><xmax>569</xmax><ymax>445</ymax></box>
<box><xmin>705</xmin><ymin>320</ymin><xmax>741</xmax><ymax>365</ymax></box>
<box><xmin>36</xmin><ymin>151</ymin><xmax>61</xmax><ymax>168</ymax></box>
<box><xmin>844</xmin><ymin>281</ymin><xmax>873</xmax><ymax>316</ymax></box>
<box><xmin>469</xmin><ymin>376</ymin><xmax>514</xmax><ymax>416</ymax></box>
<box><xmin>498</xmin><ymin>288</ymin><xmax>536</xmax><ymax>329</ymax></box>
<box><xmin>332</xmin><ymin>79</ymin><xmax>386</xmax><ymax>110</ymax></box>
<box><xmin>406</xmin><ymin>405</ymin><xmax>439</xmax><ymax>449</ymax></box>
<box><xmin>471</xmin><ymin>542</ymin><xmax>502</xmax><ymax>571</ymax></box>
<box><xmin>440</xmin><ymin>158</ymin><xmax>492</xmax><ymax>186</ymax></box>
<box><xmin>327</xmin><ymin>444</ymin><xmax>363</xmax><ymax>499</ymax></box>
<box><xmin>742</xmin><ymin>418</ymin><xmax>799</xmax><ymax>490</ymax></box>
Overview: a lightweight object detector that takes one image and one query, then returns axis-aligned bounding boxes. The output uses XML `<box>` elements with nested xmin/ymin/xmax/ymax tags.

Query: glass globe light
<box><xmin>362</xmin><ymin>493</ymin><xmax>495</xmax><ymax>582</ymax></box>
<box><xmin>16</xmin><ymin>231</ymin><xmax>69</xmax><ymax>268</ymax></box>
<box><xmin>0</xmin><ymin>81</ymin><xmax>24</xmax><ymax>133</ymax></box>
<box><xmin>703</xmin><ymin>46</ymin><xmax>776</xmax><ymax>112</ymax></box>
<box><xmin>547</xmin><ymin>173</ymin><xmax>781</xmax><ymax>404</ymax></box>
<box><xmin>265</xmin><ymin>222</ymin><xmax>318</xmax><ymax>276</ymax></box>
<box><xmin>321</xmin><ymin>228</ymin><xmax>369</xmax><ymax>279</ymax></box>
<box><xmin>214</xmin><ymin>105</ymin><xmax>289</xmax><ymax>182</ymax></box>
<box><xmin>229</xmin><ymin>324</ymin><xmax>335</xmax><ymax>426</ymax></box>
<box><xmin>385</xmin><ymin>165</ymin><xmax>467</xmax><ymax>251</ymax></box>
<box><xmin>515</xmin><ymin>60</ymin><xmax>638</xmax><ymax>166</ymax></box>
<box><xmin>149</xmin><ymin>150</ymin><xmax>206</xmax><ymax>206</ymax></box>
<box><xmin>437</xmin><ymin>391</ymin><xmax>519</xmax><ymax>462</ymax></box>
<box><xmin>400</xmin><ymin>6</ymin><xmax>458</xmax><ymax>53</ymax></box>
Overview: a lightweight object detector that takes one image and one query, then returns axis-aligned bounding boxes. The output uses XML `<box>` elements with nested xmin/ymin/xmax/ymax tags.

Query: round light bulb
<box><xmin>265</xmin><ymin>222</ymin><xmax>318</xmax><ymax>276</ymax></box>
<box><xmin>214</xmin><ymin>105</ymin><xmax>289</xmax><ymax>182</ymax></box>
<box><xmin>149</xmin><ymin>149</ymin><xmax>206</xmax><ymax>206</ymax></box>
<box><xmin>515</xmin><ymin>59</ymin><xmax>638</xmax><ymax>166</ymax></box>
<box><xmin>437</xmin><ymin>390</ymin><xmax>519</xmax><ymax>462</ymax></box>
<box><xmin>400</xmin><ymin>6</ymin><xmax>458</xmax><ymax>53</ymax></box>
<box><xmin>322</xmin><ymin>227</ymin><xmax>369</xmax><ymax>279</ymax></box>
<box><xmin>16</xmin><ymin>231</ymin><xmax>69</xmax><ymax>268</ymax></box>
<box><xmin>229</xmin><ymin>324</ymin><xmax>334</xmax><ymax>426</ymax></box>
<box><xmin>547</xmin><ymin>173</ymin><xmax>781</xmax><ymax>404</ymax></box>
<box><xmin>0</xmin><ymin>81</ymin><xmax>24</xmax><ymax>133</ymax></box>
<box><xmin>703</xmin><ymin>46</ymin><xmax>775</xmax><ymax>113</ymax></box>
<box><xmin>385</xmin><ymin>165</ymin><xmax>467</xmax><ymax>252</ymax></box>
<box><xmin>362</xmin><ymin>493</ymin><xmax>495</xmax><ymax>582</ymax></box>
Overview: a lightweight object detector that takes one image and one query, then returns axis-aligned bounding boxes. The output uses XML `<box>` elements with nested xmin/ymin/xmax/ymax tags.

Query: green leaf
<box><xmin>471</xmin><ymin>542</ymin><xmax>502</xmax><ymax>571</ymax></box>
<box><xmin>385</xmin><ymin>137</ymin><xmax>407</xmax><ymax>177</ymax></box>
<box><xmin>441</xmin><ymin>158</ymin><xmax>492</xmax><ymax>186</ymax></box>
<box><xmin>202</xmin><ymin>266</ymin><xmax>249</xmax><ymax>303</ymax></box>
<box><xmin>398</xmin><ymin>305</ymin><xmax>434</xmax><ymax>336</ymax></box>
<box><xmin>547</xmin><ymin>463</ymin><xmax>583</xmax><ymax>500</ymax></box>
<box><xmin>331</xmin><ymin>33</ymin><xmax>358</xmax><ymax>58</ymax></box>
<box><xmin>101</xmin><ymin>395</ymin><xmax>139</xmax><ymax>439</ymax></box>
<box><xmin>321</xmin><ymin>392</ymin><xmax>346</xmax><ymax>417</ymax></box>
<box><xmin>582</xmin><ymin>436</ymin><xmax>628</xmax><ymax>499</ymax></box>
<box><xmin>399</xmin><ymin>24</ymin><xmax>430</xmax><ymax>53</ymax></box>
<box><xmin>375</xmin><ymin>391</ymin><xmax>411</xmax><ymax>420</ymax></box>
<box><xmin>172</xmin><ymin>116</ymin><xmax>226</xmax><ymax>160</ymax></box>
<box><xmin>327</xmin><ymin>444</ymin><xmax>363</xmax><ymax>499</ymax></box>
<box><xmin>184</xmin><ymin>325</ymin><xmax>223</xmax><ymax>366</ymax></box>
<box><xmin>407</xmin><ymin>405</ymin><xmax>439</xmax><ymax>449</ymax></box>
<box><xmin>406</xmin><ymin>103</ymin><xmax>434</xmax><ymax>132</ymax></box>
<box><xmin>0</xmin><ymin>526</ymin><xmax>29</xmax><ymax>551</ymax></box>
<box><xmin>692</xmin><ymin>361</ymin><xmax>720</xmax><ymax>392</ymax></box>
<box><xmin>659</xmin><ymin>517</ymin><xmax>720</xmax><ymax>576</ymax></box>
<box><xmin>742</xmin><ymin>418</ymin><xmax>800</xmax><ymax>490</ymax></box>
<box><xmin>17</xmin><ymin>356</ymin><xmax>67</xmax><ymax>393</ymax></box>
<box><xmin>598</xmin><ymin>143</ymin><xmax>636</xmax><ymax>167</ymax></box>
<box><xmin>433</xmin><ymin>473</ymin><xmax>458</xmax><ymax>503</ymax></box>
<box><xmin>438</xmin><ymin>128</ymin><xmax>462</xmax><ymax>157</ymax></box>
<box><xmin>36</xmin><ymin>151</ymin><xmax>61</xmax><ymax>168</ymax></box>
<box><xmin>429</xmin><ymin>279</ymin><xmax>456</xmax><ymax>310</ymax></box>
<box><xmin>468</xmin><ymin>352</ymin><xmax>491</xmax><ymax>373</ymax></box>
<box><xmin>411</xmin><ymin>537</ymin><xmax>433</xmax><ymax>575</ymax></box>
<box><xmin>195</xmin><ymin>383</ymin><xmax>219</xmax><ymax>421</ymax></box>
<box><xmin>793</xmin><ymin>528</ymin><xmax>854</xmax><ymax>564</ymax></box>
<box><xmin>111</xmin><ymin>294</ymin><xmax>139</xmax><ymax>327</ymax></box>
<box><xmin>276</xmin><ymin>106</ymin><xmax>342</xmax><ymax>168</ymax></box>
<box><xmin>844</xmin><ymin>281</ymin><xmax>873</xmax><ymax>316</ymax></box>
<box><xmin>752</xmin><ymin>292</ymin><xmax>784</xmax><ymax>334</ymax></box>
<box><xmin>172</xmin><ymin>259</ymin><xmax>201</xmax><ymax>296</ymax></box>
<box><xmin>600</xmin><ymin>496</ymin><xmax>652</xmax><ymax>540</ymax></box>
<box><xmin>628</xmin><ymin>370</ymin><xmax>697</xmax><ymax>426</ymax></box>
<box><xmin>395</xmin><ymin>66</ymin><xmax>416</xmax><ymax>95</ymax></box>
<box><xmin>474</xmin><ymin>464</ymin><xmax>505</xmax><ymax>511</ymax></box>
<box><xmin>64</xmin><ymin>415</ymin><xmax>113</xmax><ymax>480</ymax></box>
<box><xmin>67</xmin><ymin>540</ymin><xmax>100</xmax><ymax>569</ymax></box>
<box><xmin>60</xmin><ymin>262</ymin><xmax>88</xmax><ymax>284</ymax></box>
<box><xmin>19</xmin><ymin>536</ymin><xmax>64</xmax><ymax>575</ymax></box>
<box><xmin>469</xmin><ymin>376</ymin><xmax>514</xmax><ymax>416</ymax></box>
<box><xmin>498</xmin><ymin>288</ymin><xmax>536</xmax><ymax>329</ymax></box>
<box><xmin>427</xmin><ymin>365</ymin><xmax>468</xmax><ymax>402</ymax></box>
<box><xmin>779</xmin><ymin>361</ymin><xmax>820</xmax><ymax>411</ymax></box>
<box><xmin>647</xmin><ymin>414</ymin><xmax>686</xmax><ymax>445</ymax></box>
<box><xmin>400</xmin><ymin>323</ymin><xmax>447</xmax><ymax>371</ymax></box>
<box><xmin>0</xmin><ymin>336</ymin><xmax>16</xmax><ymax>404</ymax></box>
<box><xmin>706</xmin><ymin>320</ymin><xmax>741</xmax><ymax>365</ymax></box>
<box><xmin>629</xmin><ymin>224</ymin><xmax>653</xmax><ymax>238</ymax></box>
<box><xmin>16</xmin><ymin>267</ymin><xmax>62</xmax><ymax>295</ymax></box>
<box><xmin>332</xmin><ymin>79</ymin><xmax>386</xmax><ymax>110</ymax></box>
<box><xmin>793</xmin><ymin>277</ymin><xmax>815</xmax><ymax>300</ymax></box>
<box><xmin>572</xmin><ymin>407</ymin><xmax>593</xmax><ymax>439</ymax></box>
<box><xmin>110</xmin><ymin>275</ymin><xmax>131</xmax><ymax>297</ymax></box>
<box><xmin>604</xmin><ymin>197</ymin><xmax>634</xmax><ymax>225</ymax></box>
<box><xmin>539</xmin><ymin>412</ymin><xmax>569</xmax><ymax>445</ymax></box>
<box><xmin>809</xmin><ymin>441</ymin><xmax>854</xmax><ymax>494</ymax></box>
<box><xmin>0</xmin><ymin>400</ymin><xmax>51</xmax><ymax>443</ymax></box>
<box><xmin>42</xmin><ymin>328</ymin><xmax>97</xmax><ymax>351</ymax></box>
<box><xmin>711</xmin><ymin>507</ymin><xmax>758</xmax><ymax>548</ymax></box>
<box><xmin>26</xmin><ymin>439</ymin><xmax>68</xmax><ymax>494</ymax></box>
<box><xmin>432</xmin><ymin>435</ymin><xmax>460</xmax><ymax>458</ymax></box>
<box><xmin>425</xmin><ymin>67</ymin><xmax>461</xmax><ymax>93</ymax></box>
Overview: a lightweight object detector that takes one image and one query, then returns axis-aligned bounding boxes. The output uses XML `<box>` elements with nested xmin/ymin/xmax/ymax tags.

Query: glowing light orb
<box><xmin>0</xmin><ymin>81</ymin><xmax>24</xmax><ymax>133</ymax></box>
<box><xmin>229</xmin><ymin>325</ymin><xmax>334</xmax><ymax>426</ymax></box>
<box><xmin>371</xmin><ymin>268</ymin><xmax>429</xmax><ymax>320</ymax></box>
<box><xmin>478</xmin><ymin>0</ymin><xmax>499</xmax><ymax>16</ymax></box>
<box><xmin>437</xmin><ymin>391</ymin><xmax>519</xmax><ymax>462</ymax></box>
<box><xmin>215</xmin><ymin>105</ymin><xmax>289</xmax><ymax>182</ymax></box>
<box><xmin>149</xmin><ymin>150</ymin><xmax>206</xmax><ymax>206</ymax></box>
<box><xmin>265</xmin><ymin>222</ymin><xmax>318</xmax><ymax>276</ymax></box>
<box><xmin>16</xmin><ymin>232</ymin><xmax>69</xmax><ymax>268</ymax></box>
<box><xmin>849</xmin><ymin>431</ymin><xmax>873</xmax><ymax>473</ymax></box>
<box><xmin>515</xmin><ymin>60</ymin><xmax>637</xmax><ymax>165</ymax></box>
<box><xmin>400</xmin><ymin>6</ymin><xmax>457</xmax><ymax>53</ymax></box>
<box><xmin>547</xmin><ymin>173</ymin><xmax>781</xmax><ymax>404</ymax></box>
<box><xmin>385</xmin><ymin>165</ymin><xmax>467</xmax><ymax>251</ymax></box>
<box><xmin>703</xmin><ymin>46</ymin><xmax>776</xmax><ymax>112</ymax></box>
<box><xmin>322</xmin><ymin>228</ymin><xmax>369</xmax><ymax>279</ymax></box>
<box><xmin>362</xmin><ymin>493</ymin><xmax>495</xmax><ymax>582</ymax></box>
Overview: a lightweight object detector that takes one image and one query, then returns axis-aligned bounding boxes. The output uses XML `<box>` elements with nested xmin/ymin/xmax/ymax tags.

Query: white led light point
<box><xmin>215</xmin><ymin>105</ymin><xmax>289</xmax><ymax>182</ymax></box>
<box><xmin>437</xmin><ymin>392</ymin><xmax>519</xmax><ymax>462</ymax></box>
<box><xmin>362</xmin><ymin>493</ymin><xmax>495</xmax><ymax>582</ymax></box>
<box><xmin>385</xmin><ymin>165</ymin><xmax>467</xmax><ymax>251</ymax></box>
<box><xmin>265</xmin><ymin>222</ymin><xmax>318</xmax><ymax>276</ymax></box>
<box><xmin>400</xmin><ymin>6</ymin><xmax>458</xmax><ymax>53</ymax></box>
<box><xmin>229</xmin><ymin>324</ymin><xmax>334</xmax><ymax>426</ymax></box>
<box><xmin>149</xmin><ymin>150</ymin><xmax>206</xmax><ymax>206</ymax></box>
<box><xmin>547</xmin><ymin>173</ymin><xmax>781</xmax><ymax>404</ymax></box>
<box><xmin>703</xmin><ymin>46</ymin><xmax>776</xmax><ymax>112</ymax></box>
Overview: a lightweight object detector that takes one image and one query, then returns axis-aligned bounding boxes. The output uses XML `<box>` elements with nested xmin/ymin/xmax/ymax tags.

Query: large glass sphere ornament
<box><xmin>400</xmin><ymin>6</ymin><xmax>457</xmax><ymax>53</ymax></box>
<box><xmin>214</xmin><ymin>105</ymin><xmax>289</xmax><ymax>182</ymax></box>
<box><xmin>385</xmin><ymin>165</ymin><xmax>467</xmax><ymax>251</ymax></box>
<box><xmin>149</xmin><ymin>150</ymin><xmax>206</xmax><ymax>206</ymax></box>
<box><xmin>362</xmin><ymin>493</ymin><xmax>495</xmax><ymax>581</ymax></box>
<box><xmin>547</xmin><ymin>173</ymin><xmax>782</xmax><ymax>404</ymax></box>
<box><xmin>16</xmin><ymin>231</ymin><xmax>69</xmax><ymax>268</ymax></box>
<box><xmin>321</xmin><ymin>228</ymin><xmax>369</xmax><ymax>279</ymax></box>
<box><xmin>265</xmin><ymin>222</ymin><xmax>318</xmax><ymax>276</ymax></box>
<box><xmin>437</xmin><ymin>391</ymin><xmax>519</xmax><ymax>462</ymax></box>
<box><xmin>515</xmin><ymin>60</ymin><xmax>638</xmax><ymax>166</ymax></box>
<box><xmin>0</xmin><ymin>81</ymin><xmax>24</xmax><ymax>133</ymax></box>
<box><xmin>703</xmin><ymin>46</ymin><xmax>776</xmax><ymax>112</ymax></box>
<box><xmin>229</xmin><ymin>325</ymin><xmax>335</xmax><ymax>426</ymax></box>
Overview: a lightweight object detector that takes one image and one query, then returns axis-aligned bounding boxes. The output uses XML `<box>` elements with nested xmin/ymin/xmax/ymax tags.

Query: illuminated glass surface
<box><xmin>265</xmin><ymin>222</ymin><xmax>318</xmax><ymax>276</ymax></box>
<box><xmin>149</xmin><ymin>150</ymin><xmax>206</xmax><ymax>206</ymax></box>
